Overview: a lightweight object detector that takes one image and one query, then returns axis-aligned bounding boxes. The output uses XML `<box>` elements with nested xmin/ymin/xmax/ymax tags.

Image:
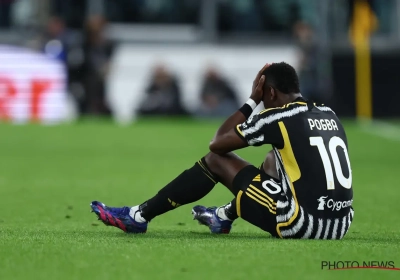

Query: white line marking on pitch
<box><xmin>358</xmin><ymin>120</ymin><xmax>400</xmax><ymax>141</ymax></box>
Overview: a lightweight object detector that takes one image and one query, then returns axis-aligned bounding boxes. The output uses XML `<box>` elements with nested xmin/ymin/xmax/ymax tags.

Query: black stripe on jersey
<box><xmin>301</xmin><ymin>213</ymin><xmax>314</xmax><ymax>239</ymax></box>
<box><xmin>314</xmin><ymin>218</ymin><xmax>325</xmax><ymax>239</ymax></box>
<box><xmin>322</xmin><ymin>219</ymin><xmax>332</xmax><ymax>239</ymax></box>
<box><xmin>308</xmin><ymin>217</ymin><xmax>319</xmax><ymax>239</ymax></box>
<box><xmin>331</xmin><ymin>218</ymin><xmax>340</xmax><ymax>239</ymax></box>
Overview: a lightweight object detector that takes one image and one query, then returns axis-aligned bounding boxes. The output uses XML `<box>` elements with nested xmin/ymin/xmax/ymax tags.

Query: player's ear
<box><xmin>270</xmin><ymin>87</ymin><xmax>277</xmax><ymax>101</ymax></box>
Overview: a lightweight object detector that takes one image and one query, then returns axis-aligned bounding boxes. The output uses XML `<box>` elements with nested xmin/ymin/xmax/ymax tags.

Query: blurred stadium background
<box><xmin>1</xmin><ymin>1</ymin><xmax>400</xmax><ymax>280</ymax></box>
<box><xmin>1</xmin><ymin>0</ymin><xmax>399</xmax><ymax>123</ymax></box>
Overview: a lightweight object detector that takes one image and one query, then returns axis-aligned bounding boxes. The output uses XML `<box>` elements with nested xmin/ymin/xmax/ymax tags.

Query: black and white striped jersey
<box><xmin>235</xmin><ymin>99</ymin><xmax>354</xmax><ymax>239</ymax></box>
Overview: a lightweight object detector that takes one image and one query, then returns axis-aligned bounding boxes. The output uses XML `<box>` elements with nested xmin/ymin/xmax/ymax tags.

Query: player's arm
<box><xmin>210</xmin><ymin>67</ymin><xmax>267</xmax><ymax>155</ymax></box>
<box><xmin>209</xmin><ymin>110</ymin><xmax>248</xmax><ymax>154</ymax></box>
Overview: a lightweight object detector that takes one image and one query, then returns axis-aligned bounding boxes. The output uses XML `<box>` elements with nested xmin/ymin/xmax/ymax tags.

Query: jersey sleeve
<box><xmin>235</xmin><ymin>109</ymin><xmax>284</xmax><ymax>148</ymax></box>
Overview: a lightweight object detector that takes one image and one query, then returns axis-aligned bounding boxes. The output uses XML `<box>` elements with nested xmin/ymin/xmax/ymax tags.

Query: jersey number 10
<box><xmin>310</xmin><ymin>136</ymin><xmax>352</xmax><ymax>190</ymax></box>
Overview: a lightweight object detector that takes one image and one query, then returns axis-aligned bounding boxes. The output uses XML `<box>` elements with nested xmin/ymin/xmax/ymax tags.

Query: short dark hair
<box><xmin>262</xmin><ymin>62</ymin><xmax>300</xmax><ymax>94</ymax></box>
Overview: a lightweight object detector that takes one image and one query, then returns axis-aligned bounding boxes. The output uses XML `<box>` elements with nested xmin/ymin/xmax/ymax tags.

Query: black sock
<box><xmin>224</xmin><ymin>200</ymin><xmax>239</xmax><ymax>221</ymax></box>
<box><xmin>139</xmin><ymin>157</ymin><xmax>218</xmax><ymax>222</ymax></box>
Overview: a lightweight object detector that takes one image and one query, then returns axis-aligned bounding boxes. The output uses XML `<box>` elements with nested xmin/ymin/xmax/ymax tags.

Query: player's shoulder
<box><xmin>258</xmin><ymin>101</ymin><xmax>336</xmax><ymax>117</ymax></box>
<box><xmin>254</xmin><ymin>101</ymin><xmax>338</xmax><ymax>128</ymax></box>
<box><xmin>258</xmin><ymin>101</ymin><xmax>305</xmax><ymax>114</ymax></box>
<box><xmin>312</xmin><ymin>103</ymin><xmax>336</xmax><ymax>115</ymax></box>
<box><xmin>256</xmin><ymin>101</ymin><xmax>311</xmax><ymax>124</ymax></box>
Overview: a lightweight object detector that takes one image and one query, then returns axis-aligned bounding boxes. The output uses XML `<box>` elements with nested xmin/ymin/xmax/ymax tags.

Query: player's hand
<box><xmin>250</xmin><ymin>64</ymin><xmax>269</xmax><ymax>104</ymax></box>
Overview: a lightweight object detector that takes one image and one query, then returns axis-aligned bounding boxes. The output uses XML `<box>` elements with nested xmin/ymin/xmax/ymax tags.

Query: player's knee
<box><xmin>204</xmin><ymin>152</ymin><xmax>228</xmax><ymax>173</ymax></box>
<box><xmin>204</xmin><ymin>152</ymin><xmax>219</xmax><ymax>172</ymax></box>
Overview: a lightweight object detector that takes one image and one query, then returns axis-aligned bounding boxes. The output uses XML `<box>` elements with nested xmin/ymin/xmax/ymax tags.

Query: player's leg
<box><xmin>226</xmin><ymin>168</ymin><xmax>283</xmax><ymax>237</ymax></box>
<box><xmin>202</xmin><ymin>151</ymin><xmax>252</xmax><ymax>194</ymax></box>
<box><xmin>90</xmin><ymin>152</ymin><xmax>250</xmax><ymax>233</ymax></box>
<box><xmin>193</xmin><ymin>151</ymin><xmax>283</xmax><ymax>235</ymax></box>
<box><xmin>213</xmin><ymin>150</ymin><xmax>278</xmax><ymax>219</ymax></box>
<box><xmin>204</xmin><ymin>150</ymin><xmax>278</xmax><ymax>194</ymax></box>
<box><xmin>137</xmin><ymin>152</ymin><xmax>251</xmax><ymax>220</ymax></box>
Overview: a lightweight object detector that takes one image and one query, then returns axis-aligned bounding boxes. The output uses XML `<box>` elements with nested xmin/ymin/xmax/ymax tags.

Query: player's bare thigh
<box><xmin>262</xmin><ymin>151</ymin><xmax>279</xmax><ymax>179</ymax></box>
<box><xmin>204</xmin><ymin>150</ymin><xmax>278</xmax><ymax>194</ymax></box>
<box><xmin>204</xmin><ymin>152</ymin><xmax>250</xmax><ymax>194</ymax></box>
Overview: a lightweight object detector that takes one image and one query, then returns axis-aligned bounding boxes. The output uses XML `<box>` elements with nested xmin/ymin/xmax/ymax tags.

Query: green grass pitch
<box><xmin>0</xmin><ymin>119</ymin><xmax>399</xmax><ymax>280</ymax></box>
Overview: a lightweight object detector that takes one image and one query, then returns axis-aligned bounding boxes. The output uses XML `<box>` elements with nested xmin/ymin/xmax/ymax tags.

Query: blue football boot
<box><xmin>192</xmin><ymin>205</ymin><xmax>232</xmax><ymax>234</ymax></box>
<box><xmin>90</xmin><ymin>201</ymin><xmax>147</xmax><ymax>233</ymax></box>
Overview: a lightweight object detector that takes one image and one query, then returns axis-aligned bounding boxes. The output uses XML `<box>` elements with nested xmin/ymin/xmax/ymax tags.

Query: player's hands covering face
<box><xmin>250</xmin><ymin>64</ymin><xmax>269</xmax><ymax>105</ymax></box>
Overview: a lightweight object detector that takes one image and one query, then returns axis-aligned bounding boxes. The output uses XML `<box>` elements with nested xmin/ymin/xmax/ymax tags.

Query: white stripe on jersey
<box><xmin>347</xmin><ymin>210</ymin><xmax>353</xmax><ymax>227</ymax></box>
<box><xmin>323</xmin><ymin>219</ymin><xmax>332</xmax><ymax>239</ymax></box>
<box><xmin>278</xmin><ymin>200</ymin><xmax>289</xmax><ymax>208</ymax></box>
<box><xmin>340</xmin><ymin>210</ymin><xmax>353</xmax><ymax>239</ymax></box>
<box><xmin>339</xmin><ymin>215</ymin><xmax>347</xmax><ymax>239</ymax></box>
<box><xmin>281</xmin><ymin>207</ymin><xmax>305</xmax><ymax>237</ymax></box>
<box><xmin>275</xmin><ymin>152</ymin><xmax>296</xmax><ymax>224</ymax></box>
<box><xmin>242</xmin><ymin>105</ymin><xmax>309</xmax><ymax>137</ymax></box>
<box><xmin>315</xmin><ymin>219</ymin><xmax>324</xmax><ymax>239</ymax></box>
<box><xmin>276</xmin><ymin>197</ymin><xmax>295</xmax><ymax>223</ymax></box>
<box><xmin>316</xmin><ymin>106</ymin><xmax>336</xmax><ymax>114</ymax></box>
<box><xmin>332</xmin><ymin>219</ymin><xmax>339</xmax><ymax>239</ymax></box>
<box><xmin>346</xmin><ymin>208</ymin><xmax>355</xmax><ymax>234</ymax></box>
<box><xmin>302</xmin><ymin>214</ymin><xmax>314</xmax><ymax>239</ymax></box>
<box><xmin>248</xmin><ymin>135</ymin><xmax>264</xmax><ymax>145</ymax></box>
<box><xmin>273</xmin><ymin>151</ymin><xmax>281</xmax><ymax>181</ymax></box>
<box><xmin>274</xmin><ymin>149</ymin><xmax>289</xmax><ymax>193</ymax></box>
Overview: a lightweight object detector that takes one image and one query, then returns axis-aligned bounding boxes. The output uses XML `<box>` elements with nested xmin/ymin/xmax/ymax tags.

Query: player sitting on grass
<box><xmin>90</xmin><ymin>62</ymin><xmax>354</xmax><ymax>239</ymax></box>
